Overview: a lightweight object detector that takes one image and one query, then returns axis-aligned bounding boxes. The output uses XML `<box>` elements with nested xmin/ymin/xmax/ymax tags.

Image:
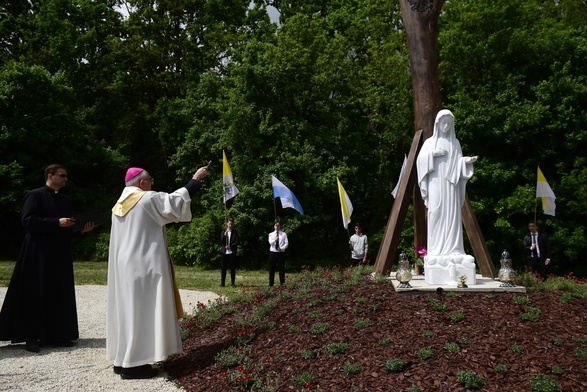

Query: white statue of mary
<box><xmin>416</xmin><ymin>109</ymin><xmax>478</xmax><ymax>285</ymax></box>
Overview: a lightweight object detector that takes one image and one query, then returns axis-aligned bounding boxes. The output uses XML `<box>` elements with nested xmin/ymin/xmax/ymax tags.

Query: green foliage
<box><xmin>309</xmin><ymin>322</ymin><xmax>329</xmax><ymax>335</ymax></box>
<box><xmin>520</xmin><ymin>306</ymin><xmax>541</xmax><ymax>322</ymax></box>
<box><xmin>385</xmin><ymin>358</ymin><xmax>407</xmax><ymax>372</ymax></box>
<box><xmin>378</xmin><ymin>337</ymin><xmax>392</xmax><ymax>346</ymax></box>
<box><xmin>551</xmin><ymin>366</ymin><xmax>563</xmax><ymax>376</ymax></box>
<box><xmin>513</xmin><ymin>295</ymin><xmax>532</xmax><ymax>306</ymax></box>
<box><xmin>293</xmin><ymin>372</ymin><xmax>315</xmax><ymax>386</ymax></box>
<box><xmin>341</xmin><ymin>363</ymin><xmax>363</xmax><ymax>376</ymax></box>
<box><xmin>417</xmin><ymin>346</ymin><xmax>433</xmax><ymax>360</ymax></box>
<box><xmin>509</xmin><ymin>344</ymin><xmax>524</xmax><ymax>354</ymax></box>
<box><xmin>324</xmin><ymin>342</ymin><xmax>349</xmax><ymax>355</ymax></box>
<box><xmin>353</xmin><ymin>319</ymin><xmax>371</xmax><ymax>329</ymax></box>
<box><xmin>529</xmin><ymin>373</ymin><xmax>562</xmax><ymax>392</ymax></box>
<box><xmin>550</xmin><ymin>337</ymin><xmax>564</xmax><ymax>347</ymax></box>
<box><xmin>456</xmin><ymin>370</ymin><xmax>487</xmax><ymax>389</ymax></box>
<box><xmin>433</xmin><ymin>302</ymin><xmax>449</xmax><ymax>312</ymax></box>
<box><xmin>215</xmin><ymin>345</ymin><xmax>251</xmax><ymax>368</ymax></box>
<box><xmin>575</xmin><ymin>347</ymin><xmax>587</xmax><ymax>359</ymax></box>
<box><xmin>301</xmin><ymin>350</ymin><xmax>316</xmax><ymax>360</ymax></box>
<box><xmin>494</xmin><ymin>363</ymin><xmax>508</xmax><ymax>373</ymax></box>
<box><xmin>449</xmin><ymin>311</ymin><xmax>465</xmax><ymax>323</ymax></box>
<box><xmin>444</xmin><ymin>342</ymin><xmax>460</xmax><ymax>353</ymax></box>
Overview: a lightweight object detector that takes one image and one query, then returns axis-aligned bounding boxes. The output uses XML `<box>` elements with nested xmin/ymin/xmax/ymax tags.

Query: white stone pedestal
<box><xmin>424</xmin><ymin>254</ymin><xmax>477</xmax><ymax>286</ymax></box>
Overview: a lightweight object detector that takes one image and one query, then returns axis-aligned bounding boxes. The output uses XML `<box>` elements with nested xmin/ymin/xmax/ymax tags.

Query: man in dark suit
<box><xmin>220</xmin><ymin>218</ymin><xmax>239</xmax><ymax>287</ymax></box>
<box><xmin>523</xmin><ymin>221</ymin><xmax>552</xmax><ymax>280</ymax></box>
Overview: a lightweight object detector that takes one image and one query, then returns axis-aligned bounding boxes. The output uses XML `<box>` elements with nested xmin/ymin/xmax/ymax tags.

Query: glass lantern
<box><xmin>395</xmin><ymin>251</ymin><xmax>412</xmax><ymax>288</ymax></box>
<box><xmin>498</xmin><ymin>249</ymin><xmax>516</xmax><ymax>287</ymax></box>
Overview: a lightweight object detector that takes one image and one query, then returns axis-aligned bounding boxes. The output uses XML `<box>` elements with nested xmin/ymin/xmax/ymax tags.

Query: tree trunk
<box><xmin>398</xmin><ymin>0</ymin><xmax>444</xmax><ymax>254</ymax></box>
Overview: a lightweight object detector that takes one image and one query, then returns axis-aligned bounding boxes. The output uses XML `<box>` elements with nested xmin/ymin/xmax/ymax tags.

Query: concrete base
<box><xmin>424</xmin><ymin>254</ymin><xmax>477</xmax><ymax>286</ymax></box>
<box><xmin>389</xmin><ymin>273</ymin><xmax>526</xmax><ymax>293</ymax></box>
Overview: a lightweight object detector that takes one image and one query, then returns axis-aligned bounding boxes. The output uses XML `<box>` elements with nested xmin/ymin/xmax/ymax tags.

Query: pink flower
<box><xmin>414</xmin><ymin>245</ymin><xmax>427</xmax><ymax>258</ymax></box>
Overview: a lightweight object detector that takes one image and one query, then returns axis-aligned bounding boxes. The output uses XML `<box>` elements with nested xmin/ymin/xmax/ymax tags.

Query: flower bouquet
<box><xmin>413</xmin><ymin>245</ymin><xmax>427</xmax><ymax>275</ymax></box>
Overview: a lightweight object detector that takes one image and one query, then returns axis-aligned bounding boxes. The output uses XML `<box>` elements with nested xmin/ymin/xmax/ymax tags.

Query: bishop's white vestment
<box><xmin>107</xmin><ymin>185</ymin><xmax>192</xmax><ymax>368</ymax></box>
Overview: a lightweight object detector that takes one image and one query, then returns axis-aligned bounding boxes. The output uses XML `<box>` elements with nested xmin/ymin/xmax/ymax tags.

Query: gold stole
<box><xmin>112</xmin><ymin>191</ymin><xmax>184</xmax><ymax>320</ymax></box>
<box><xmin>164</xmin><ymin>227</ymin><xmax>185</xmax><ymax>319</ymax></box>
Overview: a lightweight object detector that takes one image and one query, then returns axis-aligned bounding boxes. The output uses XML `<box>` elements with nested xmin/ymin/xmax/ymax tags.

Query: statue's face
<box><xmin>438</xmin><ymin>116</ymin><xmax>453</xmax><ymax>134</ymax></box>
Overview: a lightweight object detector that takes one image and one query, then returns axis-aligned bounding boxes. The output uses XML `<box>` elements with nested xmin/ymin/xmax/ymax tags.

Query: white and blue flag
<box><xmin>272</xmin><ymin>175</ymin><xmax>304</xmax><ymax>215</ymax></box>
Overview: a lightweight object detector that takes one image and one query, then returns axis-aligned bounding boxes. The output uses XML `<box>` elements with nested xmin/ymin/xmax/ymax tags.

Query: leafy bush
<box><xmin>378</xmin><ymin>337</ymin><xmax>392</xmax><ymax>346</ymax></box>
<box><xmin>324</xmin><ymin>342</ymin><xmax>349</xmax><ymax>355</ymax></box>
<box><xmin>509</xmin><ymin>344</ymin><xmax>524</xmax><ymax>354</ymax></box>
<box><xmin>444</xmin><ymin>342</ymin><xmax>460</xmax><ymax>353</ymax></box>
<box><xmin>309</xmin><ymin>322</ymin><xmax>329</xmax><ymax>335</ymax></box>
<box><xmin>529</xmin><ymin>373</ymin><xmax>562</xmax><ymax>392</ymax></box>
<box><xmin>385</xmin><ymin>358</ymin><xmax>407</xmax><ymax>372</ymax></box>
<box><xmin>456</xmin><ymin>370</ymin><xmax>486</xmax><ymax>389</ymax></box>
<box><xmin>494</xmin><ymin>364</ymin><xmax>508</xmax><ymax>373</ymax></box>
<box><xmin>341</xmin><ymin>363</ymin><xmax>363</xmax><ymax>375</ymax></box>
<box><xmin>520</xmin><ymin>306</ymin><xmax>541</xmax><ymax>322</ymax></box>
<box><xmin>215</xmin><ymin>345</ymin><xmax>251</xmax><ymax>368</ymax></box>
<box><xmin>353</xmin><ymin>319</ymin><xmax>370</xmax><ymax>329</ymax></box>
<box><xmin>449</xmin><ymin>311</ymin><xmax>464</xmax><ymax>323</ymax></box>
<box><xmin>417</xmin><ymin>346</ymin><xmax>433</xmax><ymax>360</ymax></box>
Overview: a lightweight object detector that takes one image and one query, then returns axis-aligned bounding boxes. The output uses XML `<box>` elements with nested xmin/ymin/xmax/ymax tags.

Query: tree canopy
<box><xmin>1</xmin><ymin>0</ymin><xmax>585</xmax><ymax>276</ymax></box>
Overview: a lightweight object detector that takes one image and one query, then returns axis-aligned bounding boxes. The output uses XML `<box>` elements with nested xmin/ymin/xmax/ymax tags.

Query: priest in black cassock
<box><xmin>0</xmin><ymin>164</ymin><xmax>95</xmax><ymax>352</ymax></box>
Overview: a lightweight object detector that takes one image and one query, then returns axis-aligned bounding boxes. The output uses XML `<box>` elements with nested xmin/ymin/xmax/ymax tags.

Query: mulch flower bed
<box><xmin>162</xmin><ymin>271</ymin><xmax>587</xmax><ymax>391</ymax></box>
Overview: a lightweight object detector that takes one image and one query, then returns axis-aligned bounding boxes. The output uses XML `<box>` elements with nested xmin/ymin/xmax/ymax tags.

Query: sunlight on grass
<box><xmin>0</xmin><ymin>261</ymin><xmax>301</xmax><ymax>301</ymax></box>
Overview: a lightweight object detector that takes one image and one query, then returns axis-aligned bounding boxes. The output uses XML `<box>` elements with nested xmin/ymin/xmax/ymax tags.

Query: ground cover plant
<box><xmin>162</xmin><ymin>267</ymin><xmax>587</xmax><ymax>391</ymax></box>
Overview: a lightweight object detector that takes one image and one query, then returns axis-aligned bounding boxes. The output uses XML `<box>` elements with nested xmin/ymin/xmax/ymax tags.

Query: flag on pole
<box><xmin>337</xmin><ymin>178</ymin><xmax>353</xmax><ymax>229</ymax></box>
<box><xmin>271</xmin><ymin>175</ymin><xmax>304</xmax><ymax>215</ymax></box>
<box><xmin>536</xmin><ymin>166</ymin><xmax>556</xmax><ymax>216</ymax></box>
<box><xmin>222</xmin><ymin>150</ymin><xmax>239</xmax><ymax>203</ymax></box>
<box><xmin>391</xmin><ymin>154</ymin><xmax>407</xmax><ymax>198</ymax></box>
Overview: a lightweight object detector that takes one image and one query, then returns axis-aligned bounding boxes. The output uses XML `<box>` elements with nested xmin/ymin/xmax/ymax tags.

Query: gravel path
<box><xmin>0</xmin><ymin>285</ymin><xmax>222</xmax><ymax>391</ymax></box>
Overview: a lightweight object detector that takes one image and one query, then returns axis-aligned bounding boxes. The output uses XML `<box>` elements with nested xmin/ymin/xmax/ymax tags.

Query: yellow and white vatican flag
<box><xmin>337</xmin><ymin>177</ymin><xmax>353</xmax><ymax>229</ymax></box>
<box><xmin>536</xmin><ymin>167</ymin><xmax>556</xmax><ymax>216</ymax></box>
<box><xmin>222</xmin><ymin>150</ymin><xmax>239</xmax><ymax>203</ymax></box>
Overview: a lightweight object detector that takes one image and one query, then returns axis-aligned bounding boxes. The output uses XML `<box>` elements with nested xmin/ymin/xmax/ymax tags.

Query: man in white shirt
<box><xmin>349</xmin><ymin>223</ymin><xmax>368</xmax><ymax>266</ymax></box>
<box><xmin>268</xmin><ymin>221</ymin><xmax>288</xmax><ymax>286</ymax></box>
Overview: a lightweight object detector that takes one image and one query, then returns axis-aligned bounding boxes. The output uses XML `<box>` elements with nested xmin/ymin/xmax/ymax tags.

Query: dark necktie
<box><xmin>532</xmin><ymin>234</ymin><xmax>539</xmax><ymax>259</ymax></box>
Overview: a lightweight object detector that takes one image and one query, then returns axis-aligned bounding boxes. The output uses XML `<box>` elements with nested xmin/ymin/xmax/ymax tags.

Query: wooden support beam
<box><xmin>373</xmin><ymin>130</ymin><xmax>423</xmax><ymax>275</ymax></box>
<box><xmin>462</xmin><ymin>195</ymin><xmax>497</xmax><ymax>278</ymax></box>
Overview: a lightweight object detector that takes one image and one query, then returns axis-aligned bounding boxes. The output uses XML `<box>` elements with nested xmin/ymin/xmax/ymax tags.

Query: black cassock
<box><xmin>0</xmin><ymin>185</ymin><xmax>79</xmax><ymax>344</ymax></box>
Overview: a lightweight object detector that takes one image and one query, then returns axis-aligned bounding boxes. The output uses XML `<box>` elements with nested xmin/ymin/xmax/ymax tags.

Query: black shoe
<box><xmin>113</xmin><ymin>366</ymin><xmax>122</xmax><ymax>375</ymax></box>
<box><xmin>25</xmin><ymin>341</ymin><xmax>40</xmax><ymax>353</ymax></box>
<box><xmin>231</xmin><ymin>283</ymin><xmax>236</xmax><ymax>287</ymax></box>
<box><xmin>219</xmin><ymin>283</ymin><xmax>225</xmax><ymax>287</ymax></box>
<box><xmin>120</xmin><ymin>365</ymin><xmax>159</xmax><ymax>380</ymax></box>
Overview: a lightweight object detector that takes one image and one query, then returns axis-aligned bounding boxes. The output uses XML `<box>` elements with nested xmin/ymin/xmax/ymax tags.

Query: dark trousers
<box><xmin>269</xmin><ymin>251</ymin><xmax>285</xmax><ymax>286</ymax></box>
<box><xmin>528</xmin><ymin>258</ymin><xmax>550</xmax><ymax>281</ymax></box>
<box><xmin>221</xmin><ymin>253</ymin><xmax>236</xmax><ymax>286</ymax></box>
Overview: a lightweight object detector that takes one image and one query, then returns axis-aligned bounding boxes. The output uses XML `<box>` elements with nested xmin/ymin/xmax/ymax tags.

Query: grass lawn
<box><xmin>0</xmin><ymin>261</ymin><xmax>297</xmax><ymax>300</ymax></box>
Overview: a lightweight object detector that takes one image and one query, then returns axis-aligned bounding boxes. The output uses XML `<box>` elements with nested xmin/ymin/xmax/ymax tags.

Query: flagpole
<box><xmin>534</xmin><ymin>197</ymin><xmax>538</xmax><ymax>225</ymax></box>
<box><xmin>273</xmin><ymin>198</ymin><xmax>277</xmax><ymax>222</ymax></box>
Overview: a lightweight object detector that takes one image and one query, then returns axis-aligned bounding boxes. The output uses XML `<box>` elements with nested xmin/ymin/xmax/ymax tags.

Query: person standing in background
<box><xmin>0</xmin><ymin>164</ymin><xmax>95</xmax><ymax>353</ymax></box>
<box><xmin>349</xmin><ymin>223</ymin><xmax>368</xmax><ymax>266</ymax></box>
<box><xmin>268</xmin><ymin>220</ymin><xmax>288</xmax><ymax>286</ymax></box>
<box><xmin>220</xmin><ymin>218</ymin><xmax>239</xmax><ymax>287</ymax></box>
<box><xmin>523</xmin><ymin>221</ymin><xmax>552</xmax><ymax>280</ymax></box>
